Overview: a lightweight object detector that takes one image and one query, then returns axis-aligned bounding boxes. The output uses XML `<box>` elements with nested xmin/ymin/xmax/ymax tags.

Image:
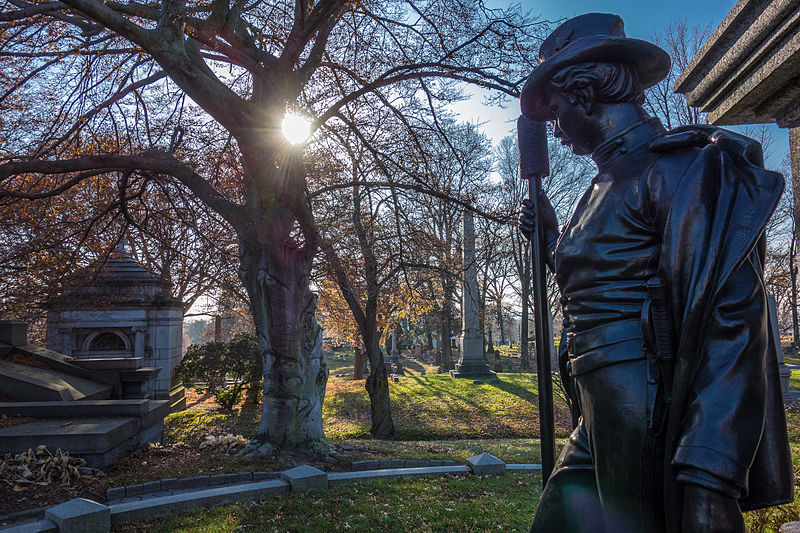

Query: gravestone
<box><xmin>450</xmin><ymin>211</ymin><xmax>494</xmax><ymax>379</ymax></box>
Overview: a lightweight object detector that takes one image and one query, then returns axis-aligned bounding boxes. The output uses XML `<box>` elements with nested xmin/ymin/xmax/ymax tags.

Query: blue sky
<box><xmin>453</xmin><ymin>0</ymin><xmax>790</xmax><ymax>170</ymax></box>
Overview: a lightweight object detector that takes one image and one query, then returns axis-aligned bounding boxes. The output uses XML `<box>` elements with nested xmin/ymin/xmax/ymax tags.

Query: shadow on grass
<box><xmin>401</xmin><ymin>359</ymin><xmax>428</xmax><ymax>374</ymax></box>
<box><xmin>487</xmin><ymin>377</ymin><xmax>538</xmax><ymax>405</ymax></box>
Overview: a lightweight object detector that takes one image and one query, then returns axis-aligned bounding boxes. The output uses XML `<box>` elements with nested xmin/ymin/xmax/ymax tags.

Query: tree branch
<box><xmin>0</xmin><ymin>152</ymin><xmax>245</xmax><ymax>227</ymax></box>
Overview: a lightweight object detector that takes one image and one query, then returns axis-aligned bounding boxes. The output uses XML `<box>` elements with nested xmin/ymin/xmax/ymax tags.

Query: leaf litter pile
<box><xmin>0</xmin><ymin>446</ymin><xmax>105</xmax><ymax>517</ymax></box>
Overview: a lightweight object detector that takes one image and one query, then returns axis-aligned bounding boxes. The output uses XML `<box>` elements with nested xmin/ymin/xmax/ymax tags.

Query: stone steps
<box><xmin>0</xmin><ymin>400</ymin><xmax>169</xmax><ymax>467</ymax></box>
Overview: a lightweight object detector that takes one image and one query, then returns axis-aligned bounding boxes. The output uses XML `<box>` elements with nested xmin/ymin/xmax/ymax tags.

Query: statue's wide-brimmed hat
<box><xmin>520</xmin><ymin>13</ymin><xmax>671</xmax><ymax>121</ymax></box>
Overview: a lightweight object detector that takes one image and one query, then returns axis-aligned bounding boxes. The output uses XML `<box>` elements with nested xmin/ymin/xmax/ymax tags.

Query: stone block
<box><xmin>105</xmin><ymin>486</ymin><xmax>126</xmax><ymax>501</ymax></box>
<box><xmin>781</xmin><ymin>523</ymin><xmax>800</xmax><ymax>533</ymax></box>
<box><xmin>188</xmin><ymin>475</ymin><xmax>210</xmax><ymax>487</ymax></box>
<box><xmin>160</xmin><ymin>478</ymin><xmax>178</xmax><ymax>491</ymax></box>
<box><xmin>506</xmin><ymin>464</ymin><xmax>542</xmax><ymax>473</ymax></box>
<box><xmin>209</xmin><ymin>473</ymin><xmax>227</xmax><ymax>486</ymax></box>
<box><xmin>352</xmin><ymin>460</ymin><xmax>378</xmax><ymax>471</ymax></box>
<box><xmin>222</xmin><ymin>473</ymin><xmax>241</xmax><ymax>485</ymax></box>
<box><xmin>45</xmin><ymin>498</ymin><xmax>110</xmax><ymax>533</ymax></box>
<box><xmin>236</xmin><ymin>472</ymin><xmax>254</xmax><ymax>483</ymax></box>
<box><xmin>429</xmin><ymin>459</ymin><xmax>443</xmax><ymax>466</ymax></box>
<box><xmin>174</xmin><ymin>477</ymin><xmax>196</xmax><ymax>490</ymax></box>
<box><xmin>0</xmin><ymin>519</ymin><xmax>57</xmax><ymax>532</ymax></box>
<box><xmin>466</xmin><ymin>453</ymin><xmax>506</xmax><ymax>475</ymax></box>
<box><xmin>441</xmin><ymin>460</ymin><xmax>457</xmax><ymax>466</ymax></box>
<box><xmin>141</xmin><ymin>480</ymin><xmax>161</xmax><ymax>494</ymax></box>
<box><xmin>405</xmin><ymin>460</ymin><xmax>429</xmax><ymax>468</ymax></box>
<box><xmin>125</xmin><ymin>484</ymin><xmax>144</xmax><ymax>497</ymax></box>
<box><xmin>279</xmin><ymin>464</ymin><xmax>328</xmax><ymax>492</ymax></box>
<box><xmin>253</xmin><ymin>471</ymin><xmax>276</xmax><ymax>481</ymax></box>
<box><xmin>378</xmin><ymin>459</ymin><xmax>404</xmax><ymax>469</ymax></box>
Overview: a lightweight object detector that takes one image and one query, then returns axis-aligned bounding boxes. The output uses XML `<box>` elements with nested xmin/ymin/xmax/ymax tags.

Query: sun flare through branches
<box><xmin>281</xmin><ymin>113</ymin><xmax>311</xmax><ymax>145</ymax></box>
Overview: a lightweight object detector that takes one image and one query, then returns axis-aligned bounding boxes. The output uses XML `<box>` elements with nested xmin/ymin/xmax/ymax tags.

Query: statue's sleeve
<box><xmin>644</xmin><ymin>144</ymin><xmax>772</xmax><ymax>498</ymax></box>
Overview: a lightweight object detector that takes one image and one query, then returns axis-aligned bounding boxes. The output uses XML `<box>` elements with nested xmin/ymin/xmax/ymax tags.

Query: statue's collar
<box><xmin>592</xmin><ymin>118</ymin><xmax>665</xmax><ymax>171</ymax></box>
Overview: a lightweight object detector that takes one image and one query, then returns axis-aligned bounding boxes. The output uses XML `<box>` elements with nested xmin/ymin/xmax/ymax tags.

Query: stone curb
<box><xmin>352</xmin><ymin>459</ymin><xmax>458</xmax><ymax>471</ymax></box>
<box><xmin>110</xmin><ymin>479</ymin><xmax>290</xmax><ymax>525</ymax></box>
<box><xmin>0</xmin><ymin>519</ymin><xmax>57</xmax><ymax>532</ymax></box>
<box><xmin>106</xmin><ymin>471</ymin><xmax>282</xmax><ymax>501</ymax></box>
<box><xmin>329</xmin><ymin>465</ymin><xmax>471</xmax><ymax>488</ymax></box>
<box><xmin>106</xmin><ymin>461</ymin><xmax>464</xmax><ymax>500</ymax></box>
<box><xmin>4</xmin><ymin>456</ymin><xmax>543</xmax><ymax>531</ymax></box>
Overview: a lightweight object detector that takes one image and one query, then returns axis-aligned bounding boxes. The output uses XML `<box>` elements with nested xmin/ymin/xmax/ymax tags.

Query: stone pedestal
<box><xmin>451</xmin><ymin>211</ymin><xmax>494</xmax><ymax>379</ymax></box>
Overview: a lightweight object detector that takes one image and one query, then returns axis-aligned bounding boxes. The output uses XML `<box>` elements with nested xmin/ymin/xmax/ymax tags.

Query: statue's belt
<box><xmin>566</xmin><ymin>318</ymin><xmax>645</xmax><ymax>376</ymax></box>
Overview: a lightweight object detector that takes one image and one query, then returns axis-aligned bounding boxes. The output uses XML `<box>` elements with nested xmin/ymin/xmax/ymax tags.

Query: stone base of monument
<box><xmin>450</xmin><ymin>335</ymin><xmax>496</xmax><ymax>379</ymax></box>
<box><xmin>449</xmin><ymin>360</ymin><xmax>496</xmax><ymax>379</ymax></box>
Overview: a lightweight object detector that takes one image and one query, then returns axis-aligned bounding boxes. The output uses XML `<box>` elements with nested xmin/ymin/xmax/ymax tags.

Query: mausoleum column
<box><xmin>133</xmin><ymin>328</ymin><xmax>145</xmax><ymax>358</ymax></box>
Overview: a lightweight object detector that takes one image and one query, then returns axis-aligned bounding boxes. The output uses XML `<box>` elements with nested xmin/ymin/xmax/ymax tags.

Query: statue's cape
<box><xmin>655</xmin><ymin>126</ymin><xmax>793</xmax><ymax>531</ymax></box>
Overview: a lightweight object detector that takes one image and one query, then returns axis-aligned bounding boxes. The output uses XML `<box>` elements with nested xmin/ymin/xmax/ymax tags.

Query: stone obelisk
<box><xmin>451</xmin><ymin>210</ymin><xmax>494</xmax><ymax>379</ymax></box>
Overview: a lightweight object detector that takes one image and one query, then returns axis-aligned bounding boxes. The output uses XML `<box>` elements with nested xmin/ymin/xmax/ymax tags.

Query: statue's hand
<box><xmin>681</xmin><ymin>484</ymin><xmax>744</xmax><ymax>533</ymax></box>
<box><xmin>520</xmin><ymin>191</ymin><xmax>559</xmax><ymax>245</ymax></box>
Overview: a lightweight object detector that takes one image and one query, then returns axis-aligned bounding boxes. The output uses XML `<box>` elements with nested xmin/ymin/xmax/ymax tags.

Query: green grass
<box><xmin>106</xmin><ymin>360</ymin><xmax>800</xmax><ymax>532</ymax></box>
<box><xmin>114</xmin><ymin>472</ymin><xmax>542</xmax><ymax>532</ymax></box>
<box><xmin>324</xmin><ymin>373</ymin><xmax>573</xmax><ymax>441</ymax></box>
<box><xmin>164</xmin><ymin>408</ymin><xmax>260</xmax><ymax>445</ymax></box>
<box><xmin>335</xmin><ymin>438</ymin><xmax>561</xmax><ymax>465</ymax></box>
<box><xmin>791</xmin><ymin>369</ymin><xmax>800</xmax><ymax>392</ymax></box>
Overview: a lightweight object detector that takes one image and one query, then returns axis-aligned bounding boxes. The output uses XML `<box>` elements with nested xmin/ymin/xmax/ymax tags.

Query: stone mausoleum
<box><xmin>0</xmin><ymin>243</ymin><xmax>187</xmax><ymax>467</ymax></box>
<box><xmin>46</xmin><ymin>241</ymin><xmax>186</xmax><ymax>410</ymax></box>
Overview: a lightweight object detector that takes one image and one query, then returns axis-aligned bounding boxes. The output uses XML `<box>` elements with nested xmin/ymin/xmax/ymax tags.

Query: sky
<box><xmin>452</xmin><ymin>0</ymin><xmax>791</xmax><ymax>171</ymax></box>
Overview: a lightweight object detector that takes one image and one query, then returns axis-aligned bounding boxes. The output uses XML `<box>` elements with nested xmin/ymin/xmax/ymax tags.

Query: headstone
<box><xmin>451</xmin><ymin>211</ymin><xmax>494</xmax><ymax>379</ymax></box>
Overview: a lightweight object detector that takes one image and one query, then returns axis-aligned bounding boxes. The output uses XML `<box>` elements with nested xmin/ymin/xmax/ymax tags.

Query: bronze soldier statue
<box><xmin>520</xmin><ymin>13</ymin><xmax>793</xmax><ymax>533</ymax></box>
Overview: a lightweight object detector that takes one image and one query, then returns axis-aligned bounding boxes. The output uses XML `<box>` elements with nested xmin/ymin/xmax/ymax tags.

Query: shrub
<box><xmin>176</xmin><ymin>333</ymin><xmax>262</xmax><ymax>409</ymax></box>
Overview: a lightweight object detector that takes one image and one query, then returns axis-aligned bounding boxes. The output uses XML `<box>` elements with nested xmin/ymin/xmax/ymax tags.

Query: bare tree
<box><xmin>644</xmin><ymin>18</ymin><xmax>711</xmax><ymax>129</ymax></box>
<box><xmin>0</xmin><ymin>0</ymin><xmax>543</xmax><ymax>456</ymax></box>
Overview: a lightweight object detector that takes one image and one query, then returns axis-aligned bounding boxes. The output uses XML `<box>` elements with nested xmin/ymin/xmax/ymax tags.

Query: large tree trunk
<box><xmin>354</xmin><ymin>346</ymin><xmax>366</xmax><ymax>380</ymax></box>
<box><xmin>495</xmin><ymin>302</ymin><xmax>506</xmax><ymax>345</ymax></box>
<box><xmin>234</xmin><ymin>140</ymin><xmax>328</xmax><ymax>459</ymax></box>
<box><xmin>520</xmin><ymin>249</ymin><xmax>531</xmax><ymax>370</ymax></box>
<box><xmin>238</xmin><ymin>239</ymin><xmax>329</xmax><ymax>458</ymax></box>
<box><xmin>362</xmin><ymin>324</ymin><xmax>395</xmax><ymax>438</ymax></box>
<box><xmin>439</xmin><ymin>306</ymin><xmax>454</xmax><ymax>371</ymax></box>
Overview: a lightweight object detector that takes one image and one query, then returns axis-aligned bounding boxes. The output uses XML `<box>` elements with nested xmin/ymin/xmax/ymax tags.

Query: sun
<box><xmin>281</xmin><ymin>112</ymin><xmax>311</xmax><ymax>145</ymax></box>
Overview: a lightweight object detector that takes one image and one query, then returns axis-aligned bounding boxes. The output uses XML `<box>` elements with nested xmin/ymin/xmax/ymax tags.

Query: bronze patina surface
<box><xmin>520</xmin><ymin>13</ymin><xmax>793</xmax><ymax>533</ymax></box>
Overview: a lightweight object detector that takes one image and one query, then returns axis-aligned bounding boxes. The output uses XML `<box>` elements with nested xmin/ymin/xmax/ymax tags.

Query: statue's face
<box><xmin>547</xmin><ymin>91</ymin><xmax>597</xmax><ymax>156</ymax></box>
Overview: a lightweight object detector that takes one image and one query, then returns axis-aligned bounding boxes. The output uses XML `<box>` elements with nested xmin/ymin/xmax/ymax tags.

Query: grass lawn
<box><xmin>115</xmin><ymin>473</ymin><xmax>542</xmax><ymax>533</ymax></box>
<box><xmin>324</xmin><ymin>372</ymin><xmax>573</xmax><ymax>441</ymax></box>
<box><xmin>96</xmin><ymin>355</ymin><xmax>800</xmax><ymax>531</ymax></box>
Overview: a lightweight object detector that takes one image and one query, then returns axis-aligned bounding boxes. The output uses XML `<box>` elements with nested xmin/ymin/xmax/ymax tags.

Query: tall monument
<box><xmin>450</xmin><ymin>211</ymin><xmax>494</xmax><ymax>379</ymax></box>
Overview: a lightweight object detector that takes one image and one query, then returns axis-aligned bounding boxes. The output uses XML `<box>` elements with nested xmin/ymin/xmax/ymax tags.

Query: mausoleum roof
<box><xmin>51</xmin><ymin>241</ymin><xmax>181</xmax><ymax>307</ymax></box>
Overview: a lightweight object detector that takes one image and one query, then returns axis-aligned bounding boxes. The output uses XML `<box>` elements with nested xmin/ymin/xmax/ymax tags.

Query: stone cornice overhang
<box><xmin>675</xmin><ymin>0</ymin><xmax>800</xmax><ymax>128</ymax></box>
